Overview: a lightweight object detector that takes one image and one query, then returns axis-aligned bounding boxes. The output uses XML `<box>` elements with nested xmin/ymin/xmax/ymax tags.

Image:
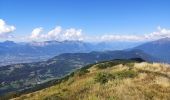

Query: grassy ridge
<box><xmin>10</xmin><ymin>59</ymin><xmax>170</xmax><ymax>100</ymax></box>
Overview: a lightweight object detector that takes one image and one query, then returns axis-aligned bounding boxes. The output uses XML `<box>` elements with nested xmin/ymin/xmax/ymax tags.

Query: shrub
<box><xmin>94</xmin><ymin>72</ymin><xmax>113</xmax><ymax>84</ymax></box>
<box><xmin>112</xmin><ymin>70</ymin><xmax>137</xmax><ymax>79</ymax></box>
<box><xmin>96</xmin><ymin>63</ymin><xmax>109</xmax><ymax>69</ymax></box>
<box><xmin>95</xmin><ymin>60</ymin><xmax>136</xmax><ymax>69</ymax></box>
<box><xmin>125</xmin><ymin>63</ymin><xmax>135</xmax><ymax>68</ymax></box>
<box><xmin>96</xmin><ymin>62</ymin><xmax>116</xmax><ymax>69</ymax></box>
<box><xmin>94</xmin><ymin>70</ymin><xmax>137</xmax><ymax>84</ymax></box>
<box><xmin>77</xmin><ymin>69</ymin><xmax>90</xmax><ymax>76</ymax></box>
<box><xmin>43</xmin><ymin>94</ymin><xmax>63</xmax><ymax>100</ymax></box>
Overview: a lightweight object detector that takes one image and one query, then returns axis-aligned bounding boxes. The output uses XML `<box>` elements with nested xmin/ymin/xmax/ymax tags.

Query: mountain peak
<box><xmin>153</xmin><ymin>37</ymin><xmax>170</xmax><ymax>44</ymax></box>
<box><xmin>29</xmin><ymin>40</ymin><xmax>84</xmax><ymax>46</ymax></box>
<box><xmin>3</xmin><ymin>40</ymin><xmax>15</xmax><ymax>44</ymax></box>
<box><xmin>0</xmin><ymin>40</ymin><xmax>16</xmax><ymax>46</ymax></box>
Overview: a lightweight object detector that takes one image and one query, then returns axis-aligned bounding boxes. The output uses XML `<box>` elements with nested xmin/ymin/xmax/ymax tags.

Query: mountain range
<box><xmin>0</xmin><ymin>40</ymin><xmax>140</xmax><ymax>66</ymax></box>
<box><xmin>134</xmin><ymin>37</ymin><xmax>170</xmax><ymax>63</ymax></box>
<box><xmin>2</xmin><ymin>37</ymin><xmax>170</xmax><ymax>65</ymax></box>
<box><xmin>0</xmin><ymin>37</ymin><xmax>170</xmax><ymax>97</ymax></box>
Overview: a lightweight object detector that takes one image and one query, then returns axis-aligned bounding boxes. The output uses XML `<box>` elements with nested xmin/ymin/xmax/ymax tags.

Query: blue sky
<box><xmin>0</xmin><ymin>0</ymin><xmax>170</xmax><ymax>42</ymax></box>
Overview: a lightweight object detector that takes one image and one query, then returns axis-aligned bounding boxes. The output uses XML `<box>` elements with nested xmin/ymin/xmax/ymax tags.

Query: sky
<box><xmin>0</xmin><ymin>0</ymin><xmax>170</xmax><ymax>42</ymax></box>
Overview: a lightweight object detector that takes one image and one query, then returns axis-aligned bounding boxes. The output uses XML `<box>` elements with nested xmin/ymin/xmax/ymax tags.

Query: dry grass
<box><xmin>12</xmin><ymin>62</ymin><xmax>170</xmax><ymax>100</ymax></box>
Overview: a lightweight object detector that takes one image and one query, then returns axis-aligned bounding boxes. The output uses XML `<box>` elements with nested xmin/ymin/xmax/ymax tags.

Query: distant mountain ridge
<box><xmin>134</xmin><ymin>37</ymin><xmax>170</xmax><ymax>63</ymax></box>
<box><xmin>0</xmin><ymin>40</ymin><xmax>142</xmax><ymax>56</ymax></box>
<box><xmin>0</xmin><ymin>40</ymin><xmax>140</xmax><ymax>66</ymax></box>
<box><xmin>0</xmin><ymin>40</ymin><xmax>92</xmax><ymax>56</ymax></box>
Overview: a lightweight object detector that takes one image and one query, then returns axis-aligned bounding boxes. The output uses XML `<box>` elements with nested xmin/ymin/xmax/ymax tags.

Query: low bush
<box><xmin>95</xmin><ymin>62</ymin><xmax>117</xmax><ymax>69</ymax></box>
<box><xmin>95</xmin><ymin>60</ymin><xmax>137</xmax><ymax>69</ymax></box>
<box><xmin>77</xmin><ymin>69</ymin><xmax>90</xmax><ymax>76</ymax></box>
<box><xmin>94</xmin><ymin>70</ymin><xmax>137</xmax><ymax>84</ymax></box>
<box><xmin>112</xmin><ymin>70</ymin><xmax>137</xmax><ymax>79</ymax></box>
<box><xmin>94</xmin><ymin>72</ymin><xmax>113</xmax><ymax>84</ymax></box>
<box><xmin>44</xmin><ymin>94</ymin><xmax>63</xmax><ymax>100</ymax></box>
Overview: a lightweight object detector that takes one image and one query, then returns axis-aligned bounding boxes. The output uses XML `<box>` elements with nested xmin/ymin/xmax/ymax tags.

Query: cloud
<box><xmin>94</xmin><ymin>26</ymin><xmax>170</xmax><ymax>42</ymax></box>
<box><xmin>1</xmin><ymin>19</ymin><xmax>169</xmax><ymax>42</ymax></box>
<box><xmin>29</xmin><ymin>26</ymin><xmax>83</xmax><ymax>41</ymax></box>
<box><xmin>46</xmin><ymin>26</ymin><xmax>62</xmax><ymax>40</ymax></box>
<box><xmin>144</xmin><ymin>26</ymin><xmax>170</xmax><ymax>40</ymax></box>
<box><xmin>29</xmin><ymin>27</ymin><xmax>43</xmax><ymax>40</ymax></box>
<box><xmin>98</xmin><ymin>35</ymin><xmax>142</xmax><ymax>41</ymax></box>
<box><xmin>0</xmin><ymin>19</ymin><xmax>16</xmax><ymax>38</ymax></box>
<box><xmin>0</xmin><ymin>19</ymin><xmax>169</xmax><ymax>42</ymax></box>
<box><xmin>63</xmin><ymin>28</ymin><xmax>83</xmax><ymax>41</ymax></box>
<box><xmin>29</xmin><ymin>25</ymin><xmax>170</xmax><ymax>42</ymax></box>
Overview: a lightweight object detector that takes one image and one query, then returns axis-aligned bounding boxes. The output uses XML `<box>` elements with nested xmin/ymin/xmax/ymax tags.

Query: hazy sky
<box><xmin>0</xmin><ymin>0</ymin><xmax>170</xmax><ymax>42</ymax></box>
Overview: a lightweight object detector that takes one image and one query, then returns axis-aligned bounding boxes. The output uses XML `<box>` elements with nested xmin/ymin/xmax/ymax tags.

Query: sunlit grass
<box><xmin>12</xmin><ymin>62</ymin><xmax>170</xmax><ymax>100</ymax></box>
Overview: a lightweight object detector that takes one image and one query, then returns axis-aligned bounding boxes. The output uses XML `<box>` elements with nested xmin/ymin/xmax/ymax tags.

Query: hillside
<box><xmin>11</xmin><ymin>59</ymin><xmax>170</xmax><ymax>100</ymax></box>
<box><xmin>0</xmin><ymin>50</ymin><xmax>157</xmax><ymax>96</ymax></box>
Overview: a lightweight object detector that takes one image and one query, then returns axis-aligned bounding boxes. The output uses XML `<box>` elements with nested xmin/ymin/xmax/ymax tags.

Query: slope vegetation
<box><xmin>0</xmin><ymin>50</ymin><xmax>156</xmax><ymax>95</ymax></box>
<box><xmin>12</xmin><ymin>59</ymin><xmax>170</xmax><ymax>100</ymax></box>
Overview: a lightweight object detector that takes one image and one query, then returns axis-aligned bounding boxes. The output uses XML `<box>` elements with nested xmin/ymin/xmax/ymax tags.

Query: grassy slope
<box><xmin>12</xmin><ymin>61</ymin><xmax>170</xmax><ymax>100</ymax></box>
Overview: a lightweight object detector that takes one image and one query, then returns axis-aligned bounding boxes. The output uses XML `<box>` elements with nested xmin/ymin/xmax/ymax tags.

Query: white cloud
<box><xmin>99</xmin><ymin>35</ymin><xmax>142</xmax><ymax>41</ymax></box>
<box><xmin>144</xmin><ymin>26</ymin><xmax>170</xmax><ymax>40</ymax></box>
<box><xmin>46</xmin><ymin>26</ymin><xmax>62</xmax><ymax>40</ymax></box>
<box><xmin>30</xmin><ymin>27</ymin><xmax>43</xmax><ymax>40</ymax></box>
<box><xmin>63</xmin><ymin>28</ymin><xmax>83</xmax><ymax>41</ymax></box>
<box><xmin>94</xmin><ymin>27</ymin><xmax>170</xmax><ymax>42</ymax></box>
<box><xmin>28</xmin><ymin>26</ymin><xmax>170</xmax><ymax>42</ymax></box>
<box><xmin>29</xmin><ymin>26</ymin><xmax>83</xmax><ymax>41</ymax></box>
<box><xmin>0</xmin><ymin>19</ymin><xmax>169</xmax><ymax>42</ymax></box>
<box><xmin>0</xmin><ymin>19</ymin><xmax>16</xmax><ymax>37</ymax></box>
